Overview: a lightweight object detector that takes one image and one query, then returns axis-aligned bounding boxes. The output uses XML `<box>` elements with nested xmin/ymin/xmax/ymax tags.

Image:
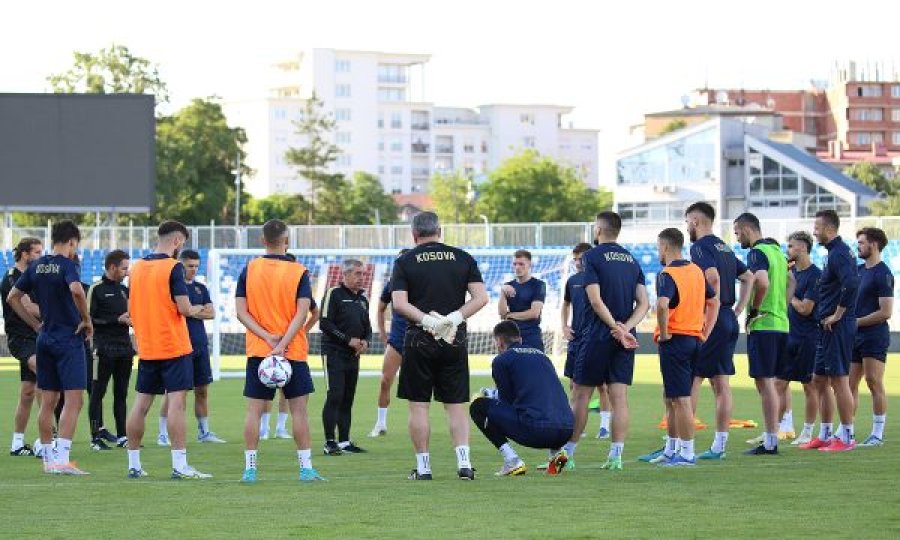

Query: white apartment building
<box><xmin>223</xmin><ymin>49</ymin><xmax>599</xmax><ymax>199</ymax></box>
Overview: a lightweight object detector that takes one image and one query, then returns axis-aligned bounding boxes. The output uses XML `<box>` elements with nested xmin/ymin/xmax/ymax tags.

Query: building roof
<box><xmin>816</xmin><ymin>150</ymin><xmax>900</xmax><ymax>165</ymax></box>
<box><xmin>393</xmin><ymin>193</ymin><xmax>433</xmax><ymax>210</ymax></box>
<box><xmin>748</xmin><ymin>136</ymin><xmax>879</xmax><ymax>197</ymax></box>
<box><xmin>646</xmin><ymin>105</ymin><xmax>780</xmax><ymax>118</ymax></box>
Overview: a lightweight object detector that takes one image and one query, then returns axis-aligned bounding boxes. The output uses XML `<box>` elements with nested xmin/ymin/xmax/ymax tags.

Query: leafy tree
<box><xmin>476</xmin><ymin>150</ymin><xmax>612</xmax><ymax>223</ymax></box>
<box><xmin>429</xmin><ymin>172</ymin><xmax>479</xmax><ymax>223</ymax></box>
<box><xmin>660</xmin><ymin>119</ymin><xmax>688</xmax><ymax>135</ymax></box>
<box><xmin>245</xmin><ymin>194</ymin><xmax>309</xmax><ymax>224</ymax></box>
<box><xmin>344</xmin><ymin>172</ymin><xmax>399</xmax><ymax>224</ymax></box>
<box><xmin>844</xmin><ymin>161</ymin><xmax>895</xmax><ymax>195</ymax></box>
<box><xmin>284</xmin><ymin>92</ymin><xmax>341</xmax><ymax>223</ymax></box>
<box><xmin>47</xmin><ymin>43</ymin><xmax>169</xmax><ymax>103</ymax></box>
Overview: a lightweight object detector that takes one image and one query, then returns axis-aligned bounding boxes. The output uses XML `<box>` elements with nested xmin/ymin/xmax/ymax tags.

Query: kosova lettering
<box><xmin>35</xmin><ymin>263</ymin><xmax>61</xmax><ymax>274</ymax></box>
<box><xmin>603</xmin><ymin>252</ymin><xmax>634</xmax><ymax>263</ymax></box>
<box><xmin>416</xmin><ymin>251</ymin><xmax>457</xmax><ymax>263</ymax></box>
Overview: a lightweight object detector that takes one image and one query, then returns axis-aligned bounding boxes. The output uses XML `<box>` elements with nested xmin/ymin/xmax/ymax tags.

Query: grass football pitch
<box><xmin>0</xmin><ymin>353</ymin><xmax>898</xmax><ymax>538</ymax></box>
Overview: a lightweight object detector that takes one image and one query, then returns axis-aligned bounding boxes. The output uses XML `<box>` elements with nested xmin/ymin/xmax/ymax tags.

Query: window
<box><xmin>390</xmin><ymin>165</ymin><xmax>403</xmax><ymax>175</ymax></box>
<box><xmin>523</xmin><ymin>136</ymin><xmax>536</xmax><ymax>148</ymax></box>
<box><xmin>854</xmin><ymin>108</ymin><xmax>884</xmax><ymax>121</ymax></box>
<box><xmin>377</xmin><ymin>64</ymin><xmax>407</xmax><ymax>84</ymax></box>
<box><xmin>390</xmin><ymin>138</ymin><xmax>402</xmax><ymax>152</ymax></box>
<box><xmin>858</xmin><ymin>85</ymin><xmax>882</xmax><ymax>97</ymax></box>
<box><xmin>746</xmin><ymin>147</ymin><xmax>802</xmax><ymax>208</ymax></box>
<box><xmin>892</xmin><ymin>86</ymin><xmax>900</xmax><ymax>98</ymax></box>
<box><xmin>481</xmin><ymin>141</ymin><xmax>489</xmax><ymax>153</ymax></box>
<box><xmin>855</xmin><ymin>132</ymin><xmax>884</xmax><ymax>145</ymax></box>
<box><xmin>378</xmin><ymin>88</ymin><xmax>406</xmax><ymax>102</ymax></box>
<box><xmin>273</xmin><ymin>108</ymin><xmax>287</xmax><ymax>120</ymax></box>
<box><xmin>335</xmin><ymin>84</ymin><xmax>351</xmax><ymax>98</ymax></box>
<box><xmin>335</xmin><ymin>108</ymin><xmax>351</xmax><ymax>122</ymax></box>
<box><xmin>377</xmin><ymin>113</ymin><xmax>384</xmax><ymax>129</ymax></box>
<box><xmin>336</xmin><ymin>132</ymin><xmax>351</xmax><ymax>144</ymax></box>
<box><xmin>520</xmin><ymin>113</ymin><xmax>534</xmax><ymax>125</ymax></box>
<box><xmin>892</xmin><ymin>109</ymin><xmax>900</xmax><ymax>122</ymax></box>
<box><xmin>378</xmin><ymin>165</ymin><xmax>385</xmax><ymax>174</ymax></box>
<box><xmin>336</xmin><ymin>155</ymin><xmax>352</xmax><ymax>167</ymax></box>
<box><xmin>390</xmin><ymin>112</ymin><xmax>402</xmax><ymax>129</ymax></box>
<box><xmin>893</xmin><ymin>132</ymin><xmax>900</xmax><ymax>145</ymax></box>
<box><xmin>618</xmin><ymin>202</ymin><xmax>686</xmax><ymax>224</ymax></box>
<box><xmin>335</xmin><ymin>59</ymin><xmax>351</xmax><ymax>73</ymax></box>
<box><xmin>617</xmin><ymin>127</ymin><xmax>716</xmax><ymax>185</ymax></box>
<box><xmin>802</xmin><ymin>179</ymin><xmax>851</xmax><ymax>218</ymax></box>
<box><xmin>377</xmin><ymin>138</ymin><xmax>385</xmax><ymax>151</ymax></box>
<box><xmin>463</xmin><ymin>140</ymin><xmax>475</xmax><ymax>153</ymax></box>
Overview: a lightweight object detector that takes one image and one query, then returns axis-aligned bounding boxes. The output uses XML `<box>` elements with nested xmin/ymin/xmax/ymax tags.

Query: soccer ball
<box><xmin>257</xmin><ymin>355</ymin><xmax>292</xmax><ymax>389</ymax></box>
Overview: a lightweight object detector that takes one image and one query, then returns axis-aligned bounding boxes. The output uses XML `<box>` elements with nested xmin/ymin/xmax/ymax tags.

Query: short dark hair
<box><xmin>596</xmin><ymin>211</ymin><xmax>622</xmax><ymax>236</ymax></box>
<box><xmin>787</xmin><ymin>231</ymin><xmax>813</xmax><ymax>253</ymax></box>
<box><xmin>179</xmin><ymin>249</ymin><xmax>201</xmax><ymax>262</ymax></box>
<box><xmin>815</xmin><ymin>209</ymin><xmax>840</xmax><ymax>230</ymax></box>
<box><xmin>658</xmin><ymin>227</ymin><xmax>684</xmax><ymax>250</ymax></box>
<box><xmin>493</xmin><ymin>320</ymin><xmax>522</xmax><ymax>345</ymax></box>
<box><xmin>857</xmin><ymin>227</ymin><xmax>888</xmax><ymax>252</ymax></box>
<box><xmin>104</xmin><ymin>249</ymin><xmax>130</xmax><ymax>270</ymax></box>
<box><xmin>158</xmin><ymin>220</ymin><xmax>189</xmax><ymax>239</ymax></box>
<box><xmin>685</xmin><ymin>201</ymin><xmax>715</xmax><ymax>222</ymax></box>
<box><xmin>51</xmin><ymin>220</ymin><xmax>81</xmax><ymax>245</ymax></box>
<box><xmin>13</xmin><ymin>237</ymin><xmax>41</xmax><ymax>262</ymax></box>
<box><xmin>513</xmin><ymin>249</ymin><xmax>532</xmax><ymax>261</ymax></box>
<box><xmin>733</xmin><ymin>212</ymin><xmax>761</xmax><ymax>232</ymax></box>
<box><xmin>412</xmin><ymin>212</ymin><xmax>440</xmax><ymax>237</ymax></box>
<box><xmin>284</xmin><ymin>252</ymin><xmax>297</xmax><ymax>262</ymax></box>
<box><xmin>263</xmin><ymin>219</ymin><xmax>288</xmax><ymax>243</ymax></box>
<box><xmin>573</xmin><ymin>242</ymin><xmax>592</xmax><ymax>255</ymax></box>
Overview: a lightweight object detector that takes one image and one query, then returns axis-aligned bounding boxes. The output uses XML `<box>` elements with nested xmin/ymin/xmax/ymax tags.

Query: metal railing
<box><xmin>3</xmin><ymin>217</ymin><xmax>899</xmax><ymax>251</ymax></box>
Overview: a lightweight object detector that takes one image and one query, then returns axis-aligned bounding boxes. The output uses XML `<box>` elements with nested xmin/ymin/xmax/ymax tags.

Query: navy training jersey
<box><xmin>564</xmin><ymin>271</ymin><xmax>589</xmax><ymax>338</ymax></box>
<box><xmin>492</xmin><ymin>344</ymin><xmax>574</xmax><ymax>430</ymax></box>
<box><xmin>379</xmin><ymin>281</ymin><xmax>408</xmax><ymax>336</ymax></box>
<box><xmin>856</xmin><ymin>262</ymin><xmax>894</xmax><ymax>335</ymax></box>
<box><xmin>504</xmin><ymin>277</ymin><xmax>546</xmax><ymax>330</ymax></box>
<box><xmin>817</xmin><ymin>236</ymin><xmax>859</xmax><ymax>320</ymax></box>
<box><xmin>14</xmin><ymin>254</ymin><xmax>81</xmax><ymax>335</ymax></box>
<box><xmin>581</xmin><ymin>242</ymin><xmax>645</xmax><ymax>338</ymax></box>
<box><xmin>789</xmin><ymin>264</ymin><xmax>822</xmax><ymax>339</ymax></box>
<box><xmin>689</xmin><ymin>234</ymin><xmax>748</xmax><ymax>307</ymax></box>
<box><xmin>186</xmin><ymin>280</ymin><xmax>212</xmax><ymax>348</ymax></box>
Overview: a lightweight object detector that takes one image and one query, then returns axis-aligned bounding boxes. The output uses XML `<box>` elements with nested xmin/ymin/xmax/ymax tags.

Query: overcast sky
<box><xmin>3</xmin><ymin>0</ymin><xmax>899</xmax><ymax>186</ymax></box>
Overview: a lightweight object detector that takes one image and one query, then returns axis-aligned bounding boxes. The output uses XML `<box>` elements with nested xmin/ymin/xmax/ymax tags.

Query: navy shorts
<box><xmin>485</xmin><ymin>400</ymin><xmax>573</xmax><ymax>450</ymax></box>
<box><xmin>564</xmin><ymin>339</ymin><xmax>581</xmax><ymax>379</ymax></box>
<box><xmin>518</xmin><ymin>327</ymin><xmax>545</xmax><ymax>353</ymax></box>
<box><xmin>659</xmin><ymin>335</ymin><xmax>700</xmax><ymax>398</ymax></box>
<box><xmin>8</xmin><ymin>335</ymin><xmax>37</xmax><ymax>383</ymax></box>
<box><xmin>778</xmin><ymin>335</ymin><xmax>816</xmax><ymax>383</ymax></box>
<box><xmin>135</xmin><ymin>355</ymin><xmax>193</xmax><ymax>395</ymax></box>
<box><xmin>36</xmin><ymin>332</ymin><xmax>87</xmax><ymax>391</ymax></box>
<box><xmin>574</xmin><ymin>332</ymin><xmax>635</xmax><ymax>386</ymax></box>
<box><xmin>814</xmin><ymin>318</ymin><xmax>855</xmax><ymax>377</ymax></box>
<box><xmin>191</xmin><ymin>345</ymin><xmax>214</xmax><ymax>386</ymax></box>
<box><xmin>852</xmin><ymin>328</ymin><xmax>889</xmax><ymax>363</ymax></box>
<box><xmin>243</xmin><ymin>357</ymin><xmax>314</xmax><ymax>401</ymax></box>
<box><xmin>747</xmin><ymin>331</ymin><xmax>787</xmax><ymax>379</ymax></box>
<box><xmin>387</xmin><ymin>330</ymin><xmax>405</xmax><ymax>355</ymax></box>
<box><xmin>695</xmin><ymin>307</ymin><xmax>738</xmax><ymax>378</ymax></box>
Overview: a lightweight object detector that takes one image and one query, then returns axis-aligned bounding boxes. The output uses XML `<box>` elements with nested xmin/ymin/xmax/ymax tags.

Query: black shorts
<box><xmin>36</xmin><ymin>332</ymin><xmax>87</xmax><ymax>391</ymax></box>
<box><xmin>397</xmin><ymin>327</ymin><xmax>469</xmax><ymax>404</ymax></box>
<box><xmin>852</xmin><ymin>328</ymin><xmax>889</xmax><ymax>363</ymax></box>
<box><xmin>564</xmin><ymin>339</ymin><xmax>581</xmax><ymax>379</ymax></box>
<box><xmin>747</xmin><ymin>331</ymin><xmax>788</xmax><ymax>379</ymax></box>
<box><xmin>191</xmin><ymin>345</ymin><xmax>214</xmax><ymax>387</ymax></box>
<box><xmin>8</xmin><ymin>335</ymin><xmax>37</xmax><ymax>383</ymax></box>
<box><xmin>243</xmin><ymin>357</ymin><xmax>314</xmax><ymax>401</ymax></box>
<box><xmin>778</xmin><ymin>335</ymin><xmax>816</xmax><ymax>383</ymax></box>
<box><xmin>573</xmin><ymin>332</ymin><xmax>635</xmax><ymax>386</ymax></box>
<box><xmin>695</xmin><ymin>307</ymin><xmax>738</xmax><ymax>378</ymax></box>
<box><xmin>659</xmin><ymin>335</ymin><xmax>701</xmax><ymax>398</ymax></box>
<box><xmin>135</xmin><ymin>356</ymin><xmax>194</xmax><ymax>395</ymax></box>
<box><xmin>814</xmin><ymin>318</ymin><xmax>855</xmax><ymax>377</ymax></box>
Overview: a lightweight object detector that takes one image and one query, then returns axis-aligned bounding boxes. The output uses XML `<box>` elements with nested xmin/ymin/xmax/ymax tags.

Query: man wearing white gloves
<box><xmin>390</xmin><ymin>212</ymin><xmax>489</xmax><ymax>481</ymax></box>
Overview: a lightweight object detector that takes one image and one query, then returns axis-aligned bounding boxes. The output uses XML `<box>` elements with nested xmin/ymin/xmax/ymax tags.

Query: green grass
<box><xmin>1</xmin><ymin>354</ymin><xmax>899</xmax><ymax>538</ymax></box>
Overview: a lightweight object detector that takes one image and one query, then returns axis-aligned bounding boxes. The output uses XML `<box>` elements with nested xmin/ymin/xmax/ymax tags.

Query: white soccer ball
<box><xmin>258</xmin><ymin>355</ymin><xmax>292</xmax><ymax>389</ymax></box>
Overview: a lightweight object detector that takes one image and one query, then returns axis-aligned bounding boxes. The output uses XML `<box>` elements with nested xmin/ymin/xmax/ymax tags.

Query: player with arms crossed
<box><xmin>236</xmin><ymin>220</ymin><xmax>322</xmax><ymax>483</ymax></box>
<box><xmin>391</xmin><ymin>212</ymin><xmax>489</xmax><ymax>480</ymax></box>
<box><xmin>498</xmin><ymin>250</ymin><xmax>547</xmax><ymax>351</ymax></box>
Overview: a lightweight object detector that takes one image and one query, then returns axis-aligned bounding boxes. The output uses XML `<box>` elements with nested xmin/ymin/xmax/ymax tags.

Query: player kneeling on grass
<box><xmin>236</xmin><ymin>219</ymin><xmax>323</xmax><ymax>483</ymax></box>
<box><xmin>649</xmin><ymin>228</ymin><xmax>718</xmax><ymax>467</ymax></box>
<box><xmin>470</xmin><ymin>321</ymin><xmax>574</xmax><ymax>476</ymax></box>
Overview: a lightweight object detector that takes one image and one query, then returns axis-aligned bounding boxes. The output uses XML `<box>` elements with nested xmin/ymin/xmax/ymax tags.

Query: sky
<box><xmin>3</xmin><ymin>0</ymin><xmax>899</xmax><ymax>186</ymax></box>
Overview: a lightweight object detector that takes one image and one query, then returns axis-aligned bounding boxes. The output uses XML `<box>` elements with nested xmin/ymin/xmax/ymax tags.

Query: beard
<box><xmin>688</xmin><ymin>228</ymin><xmax>697</xmax><ymax>242</ymax></box>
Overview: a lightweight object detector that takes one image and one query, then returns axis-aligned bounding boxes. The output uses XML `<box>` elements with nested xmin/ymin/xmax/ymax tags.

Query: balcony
<box><xmin>435</xmin><ymin>145</ymin><xmax>454</xmax><ymax>154</ymax></box>
<box><xmin>411</xmin><ymin>122</ymin><xmax>430</xmax><ymax>131</ymax></box>
<box><xmin>412</xmin><ymin>167</ymin><xmax>431</xmax><ymax>177</ymax></box>
<box><xmin>377</xmin><ymin>74</ymin><xmax>408</xmax><ymax>84</ymax></box>
<box><xmin>411</xmin><ymin>143</ymin><xmax>430</xmax><ymax>154</ymax></box>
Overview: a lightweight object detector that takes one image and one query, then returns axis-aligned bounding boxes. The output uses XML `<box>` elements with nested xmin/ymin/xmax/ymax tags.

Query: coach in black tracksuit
<box><xmin>320</xmin><ymin>259</ymin><xmax>372</xmax><ymax>455</ymax></box>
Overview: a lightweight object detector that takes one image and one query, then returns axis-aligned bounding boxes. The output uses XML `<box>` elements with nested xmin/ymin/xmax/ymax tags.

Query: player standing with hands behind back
<box><xmin>391</xmin><ymin>212</ymin><xmax>489</xmax><ymax>480</ymax></box>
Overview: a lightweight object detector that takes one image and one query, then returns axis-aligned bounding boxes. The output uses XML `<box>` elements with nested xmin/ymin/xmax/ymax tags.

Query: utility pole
<box><xmin>233</xmin><ymin>153</ymin><xmax>241</xmax><ymax>228</ymax></box>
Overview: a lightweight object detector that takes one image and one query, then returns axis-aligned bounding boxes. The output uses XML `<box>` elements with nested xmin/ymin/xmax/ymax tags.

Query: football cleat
<box><xmin>10</xmin><ymin>444</ymin><xmax>35</xmax><ymax>457</ymax></box>
<box><xmin>458</xmin><ymin>467</ymin><xmax>476</xmax><ymax>480</ymax></box>
<box><xmin>790</xmin><ymin>433</ymin><xmax>813</xmax><ymax>446</ymax></box>
<box><xmin>637</xmin><ymin>447</ymin><xmax>665</xmax><ymax>462</ymax></box>
<box><xmin>744</xmin><ymin>444</ymin><xmax>779</xmax><ymax>455</ymax></box>
<box><xmin>649</xmin><ymin>453</ymin><xmax>671</xmax><ymax>464</ymax></box>
<box><xmin>127</xmin><ymin>468</ymin><xmax>149</xmax><ymax>478</ymax></box>
<box><xmin>275</xmin><ymin>428</ymin><xmax>292</xmax><ymax>440</ymax></box>
<box><xmin>156</xmin><ymin>433</ymin><xmax>170</xmax><ymax>447</ymax></box>
<box><xmin>798</xmin><ymin>437</ymin><xmax>831</xmax><ymax>450</ymax></box>
<box><xmin>859</xmin><ymin>435</ymin><xmax>883</xmax><ymax>447</ymax></box>
<box><xmin>171</xmin><ymin>467</ymin><xmax>212</xmax><ymax>480</ymax></box>
<box><xmin>368</xmin><ymin>425</ymin><xmax>387</xmax><ymax>438</ymax></box>
<box><xmin>116</xmin><ymin>436</ymin><xmax>128</xmax><ymax>448</ymax></box>
<box><xmin>595</xmin><ymin>427</ymin><xmax>611</xmax><ymax>439</ymax></box>
<box><xmin>697</xmin><ymin>449</ymin><xmax>726</xmax><ymax>460</ymax></box>
<box><xmin>197</xmin><ymin>431</ymin><xmax>226</xmax><ymax>444</ymax></box>
<box><xmin>340</xmin><ymin>442</ymin><xmax>367</xmax><ymax>454</ymax></box>
<box><xmin>90</xmin><ymin>438</ymin><xmax>112</xmax><ymax>451</ymax></box>
<box><xmin>546</xmin><ymin>450</ymin><xmax>569</xmax><ymax>475</ymax></box>
<box><xmin>241</xmin><ymin>468</ymin><xmax>257</xmax><ymax>483</ymax></box>
<box><xmin>777</xmin><ymin>430</ymin><xmax>796</xmax><ymax>441</ymax></box>
<box><xmin>745</xmin><ymin>434</ymin><xmax>764</xmax><ymax>445</ymax></box>
<box><xmin>299</xmin><ymin>468</ymin><xmax>327</xmax><ymax>482</ymax></box>
<box><xmin>600</xmin><ymin>457</ymin><xmax>623</xmax><ymax>470</ymax></box>
<box><xmin>98</xmin><ymin>428</ymin><xmax>118</xmax><ymax>444</ymax></box>
<box><xmin>495</xmin><ymin>459</ymin><xmax>527</xmax><ymax>477</ymax></box>
<box><xmin>819</xmin><ymin>439</ymin><xmax>855</xmax><ymax>452</ymax></box>
<box><xmin>659</xmin><ymin>454</ymin><xmax>696</xmax><ymax>467</ymax></box>
<box><xmin>323</xmin><ymin>441</ymin><xmax>343</xmax><ymax>456</ymax></box>
<box><xmin>54</xmin><ymin>462</ymin><xmax>91</xmax><ymax>475</ymax></box>
<box><xmin>259</xmin><ymin>427</ymin><xmax>270</xmax><ymax>440</ymax></box>
<box><xmin>408</xmin><ymin>469</ymin><xmax>432</xmax><ymax>480</ymax></box>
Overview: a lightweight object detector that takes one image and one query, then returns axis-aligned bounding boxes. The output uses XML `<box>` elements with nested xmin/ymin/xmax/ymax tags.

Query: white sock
<box><xmin>664</xmin><ymin>436</ymin><xmax>679</xmax><ymax>457</ymax></box>
<box><xmin>171</xmin><ymin>449</ymin><xmax>188</xmax><ymax>471</ymax></box>
<box><xmin>802</xmin><ymin>422</ymin><xmax>815</xmax><ymax>435</ymax></box>
<box><xmin>57</xmin><ymin>438</ymin><xmax>72</xmax><ymax>464</ymax></box>
<box><xmin>377</xmin><ymin>407</ymin><xmax>388</xmax><ymax>427</ymax></box>
<box><xmin>608</xmin><ymin>442</ymin><xmax>624</xmax><ymax>459</ymax></box>
<box><xmin>455</xmin><ymin>445</ymin><xmax>471</xmax><ymax>468</ymax></box>
<box><xmin>711</xmin><ymin>431</ymin><xmax>728</xmax><ymax>453</ymax></box>
<box><xmin>780</xmin><ymin>410</ymin><xmax>794</xmax><ymax>432</ymax></box>
<box><xmin>563</xmin><ymin>441</ymin><xmax>577</xmax><ymax>457</ymax></box>
<box><xmin>276</xmin><ymin>412</ymin><xmax>289</xmax><ymax>431</ymax></box>
<box><xmin>128</xmin><ymin>449</ymin><xmax>142</xmax><ymax>470</ymax></box>
<box><xmin>498</xmin><ymin>443</ymin><xmax>518</xmax><ymax>463</ymax></box>
<box><xmin>42</xmin><ymin>440</ymin><xmax>55</xmax><ymax>469</ymax></box>
<box><xmin>197</xmin><ymin>416</ymin><xmax>209</xmax><ymax>435</ymax></box>
<box><xmin>680</xmin><ymin>439</ymin><xmax>695</xmax><ymax>460</ymax></box>
<box><xmin>873</xmin><ymin>414</ymin><xmax>886</xmax><ymax>439</ymax></box>
<box><xmin>260</xmin><ymin>413</ymin><xmax>271</xmax><ymax>431</ymax></box>
<box><xmin>338</xmin><ymin>441</ymin><xmax>350</xmax><ymax>449</ymax></box>
<box><xmin>840</xmin><ymin>424</ymin><xmax>854</xmax><ymax>444</ymax></box>
<box><xmin>763</xmin><ymin>432</ymin><xmax>777</xmax><ymax>450</ymax></box>
<box><xmin>599</xmin><ymin>411</ymin><xmax>611</xmax><ymax>430</ymax></box>
<box><xmin>818</xmin><ymin>422</ymin><xmax>833</xmax><ymax>441</ymax></box>
<box><xmin>11</xmin><ymin>432</ymin><xmax>25</xmax><ymax>451</ymax></box>
<box><xmin>416</xmin><ymin>452</ymin><xmax>431</xmax><ymax>474</ymax></box>
<box><xmin>159</xmin><ymin>417</ymin><xmax>168</xmax><ymax>437</ymax></box>
<box><xmin>297</xmin><ymin>448</ymin><xmax>312</xmax><ymax>469</ymax></box>
<box><xmin>245</xmin><ymin>450</ymin><xmax>258</xmax><ymax>470</ymax></box>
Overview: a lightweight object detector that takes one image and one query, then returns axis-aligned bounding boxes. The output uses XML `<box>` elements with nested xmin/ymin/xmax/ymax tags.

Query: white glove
<box><xmin>479</xmin><ymin>387</ymin><xmax>498</xmax><ymax>399</ymax></box>
<box><xmin>420</xmin><ymin>313</ymin><xmax>441</xmax><ymax>333</ymax></box>
<box><xmin>433</xmin><ymin>310</ymin><xmax>464</xmax><ymax>344</ymax></box>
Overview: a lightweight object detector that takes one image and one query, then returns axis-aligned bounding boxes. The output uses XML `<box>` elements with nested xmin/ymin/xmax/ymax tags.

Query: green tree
<box><xmin>153</xmin><ymin>98</ymin><xmax>249</xmax><ymax>224</ymax></box>
<box><xmin>844</xmin><ymin>161</ymin><xmax>895</xmax><ymax>195</ymax></box>
<box><xmin>476</xmin><ymin>150</ymin><xmax>612</xmax><ymax>223</ymax></box>
<box><xmin>429</xmin><ymin>172</ymin><xmax>479</xmax><ymax>223</ymax></box>
<box><xmin>311</xmin><ymin>174</ymin><xmax>352</xmax><ymax>225</ymax></box>
<box><xmin>660</xmin><ymin>119</ymin><xmax>688</xmax><ymax>135</ymax></box>
<box><xmin>244</xmin><ymin>193</ymin><xmax>309</xmax><ymax>224</ymax></box>
<box><xmin>47</xmin><ymin>43</ymin><xmax>169</xmax><ymax>103</ymax></box>
<box><xmin>284</xmin><ymin>92</ymin><xmax>341</xmax><ymax>223</ymax></box>
<box><xmin>344</xmin><ymin>172</ymin><xmax>399</xmax><ymax>224</ymax></box>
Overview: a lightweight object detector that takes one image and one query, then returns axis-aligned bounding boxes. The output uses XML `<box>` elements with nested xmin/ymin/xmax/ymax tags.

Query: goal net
<box><xmin>206</xmin><ymin>248</ymin><xmax>573</xmax><ymax>380</ymax></box>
